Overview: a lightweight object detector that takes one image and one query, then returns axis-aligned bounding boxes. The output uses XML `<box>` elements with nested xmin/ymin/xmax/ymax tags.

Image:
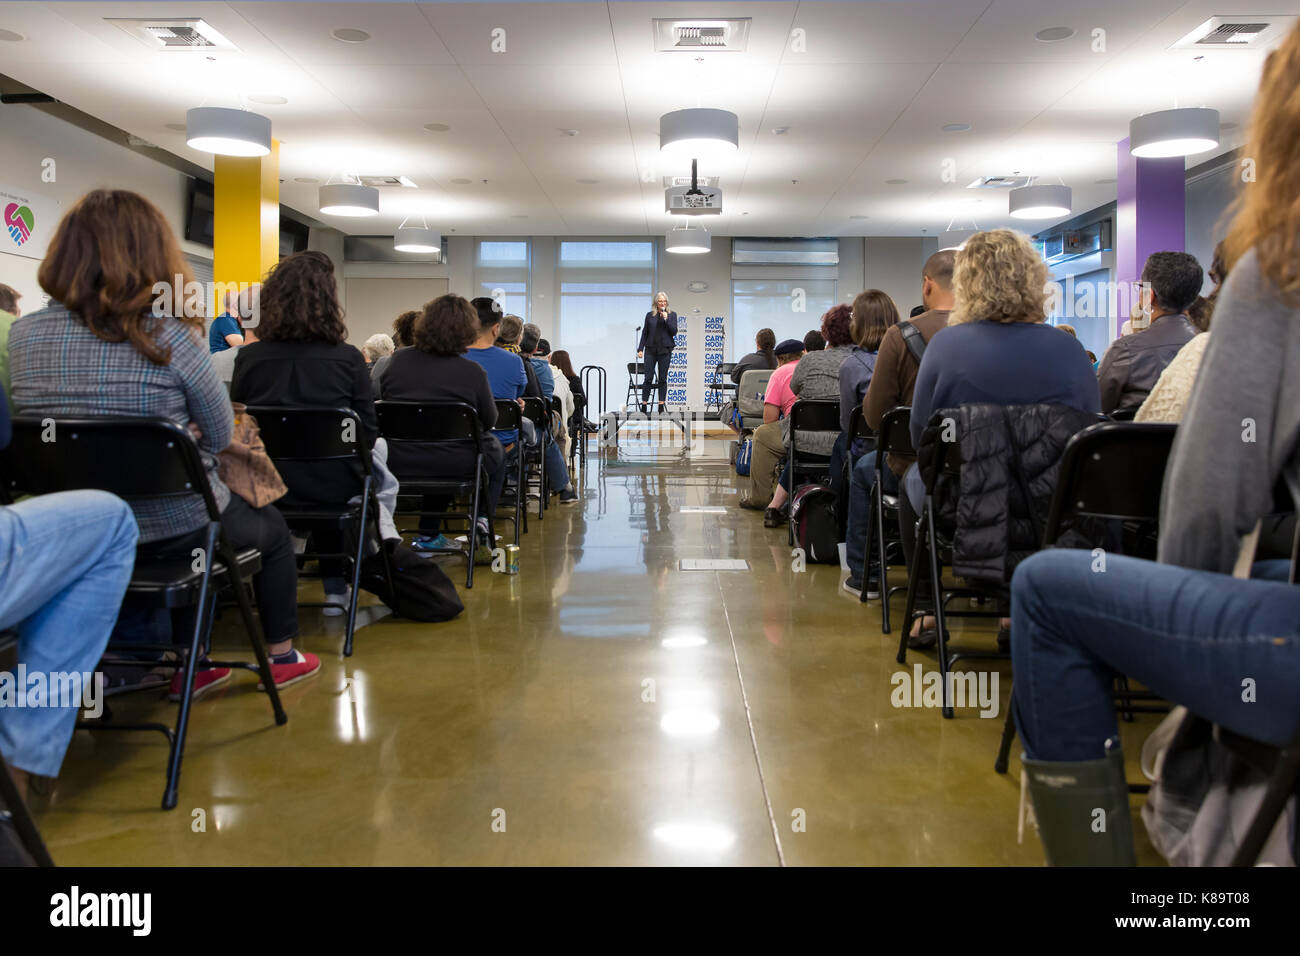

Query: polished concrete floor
<box><xmin>35</xmin><ymin>422</ymin><xmax>1164</xmax><ymax>865</ymax></box>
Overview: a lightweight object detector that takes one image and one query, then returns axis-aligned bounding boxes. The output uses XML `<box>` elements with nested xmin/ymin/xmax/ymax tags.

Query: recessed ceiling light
<box><xmin>0</xmin><ymin>28</ymin><xmax>25</xmax><ymax>42</ymax></box>
<box><xmin>164</xmin><ymin>123</ymin><xmax>187</xmax><ymax>132</ymax></box>
<box><xmin>576</xmin><ymin>178</ymin><xmax>598</xmax><ymax>184</ymax></box>
<box><xmin>332</xmin><ymin>28</ymin><xmax>371</xmax><ymax>43</ymax></box>
<box><xmin>560</xmin><ymin>129</ymin><xmax>579</xmax><ymax>137</ymax></box>
<box><xmin>424</xmin><ymin>123</ymin><xmax>450</xmax><ymax>133</ymax></box>
<box><xmin>942</xmin><ymin>123</ymin><xmax>971</xmax><ymax>133</ymax></box>
<box><xmin>450</xmin><ymin>178</ymin><xmax>472</xmax><ymax>185</ymax></box>
<box><xmin>247</xmin><ymin>93</ymin><xmax>288</xmax><ymax>106</ymax></box>
<box><xmin>1095</xmin><ymin>177</ymin><xmax>1117</xmax><ymax>185</ymax></box>
<box><xmin>294</xmin><ymin>177</ymin><xmax>321</xmax><ymax>184</ymax></box>
<box><xmin>1035</xmin><ymin>26</ymin><xmax>1075</xmax><ymax>42</ymax></box>
<box><xmin>886</xmin><ymin>178</ymin><xmax>908</xmax><ymax>185</ymax></box>
<box><xmin>772</xmin><ymin>126</ymin><xmax>790</xmax><ymax>135</ymax></box>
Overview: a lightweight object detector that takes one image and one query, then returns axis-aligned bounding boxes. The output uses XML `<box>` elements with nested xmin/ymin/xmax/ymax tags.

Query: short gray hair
<box><xmin>361</xmin><ymin>332</ymin><xmax>395</xmax><ymax>362</ymax></box>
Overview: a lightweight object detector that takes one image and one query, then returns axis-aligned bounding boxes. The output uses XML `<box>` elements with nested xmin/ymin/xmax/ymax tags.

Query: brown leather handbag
<box><xmin>218</xmin><ymin>402</ymin><xmax>288</xmax><ymax>508</ymax></box>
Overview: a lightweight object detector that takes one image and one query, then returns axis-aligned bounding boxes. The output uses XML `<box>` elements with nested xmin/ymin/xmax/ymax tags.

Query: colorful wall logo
<box><xmin>4</xmin><ymin>202</ymin><xmax>34</xmax><ymax>247</ymax></box>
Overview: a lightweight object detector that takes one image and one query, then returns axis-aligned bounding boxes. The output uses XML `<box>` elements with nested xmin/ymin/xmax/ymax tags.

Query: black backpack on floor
<box><xmin>359</xmin><ymin>542</ymin><xmax>464</xmax><ymax>622</ymax></box>
<box><xmin>790</xmin><ymin>483</ymin><xmax>840</xmax><ymax>564</ymax></box>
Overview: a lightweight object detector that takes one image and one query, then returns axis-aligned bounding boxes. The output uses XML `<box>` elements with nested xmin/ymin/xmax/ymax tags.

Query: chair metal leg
<box><xmin>342</xmin><ymin>488</ymin><xmax>371</xmax><ymax>658</ymax></box>
<box><xmin>466</xmin><ymin>460</ymin><xmax>483</xmax><ymax>589</ymax></box>
<box><xmin>995</xmin><ymin>696</ymin><xmax>1016</xmax><ymax>773</ymax></box>
<box><xmin>219</xmin><ymin>533</ymin><xmax>287</xmax><ymax>728</ymax></box>
<box><xmin>861</xmin><ymin>480</ymin><xmax>877</xmax><ymax>607</ymax></box>
<box><xmin>876</xmin><ymin>486</ymin><xmax>893</xmax><ymax>634</ymax></box>
<box><xmin>898</xmin><ymin>514</ymin><xmax>926</xmax><ymax>665</ymax></box>
<box><xmin>925</xmin><ymin>501</ymin><xmax>955</xmax><ymax>719</ymax></box>
<box><xmin>1230</xmin><ymin>729</ymin><xmax>1300</xmax><ymax>866</ymax></box>
<box><xmin>0</xmin><ymin>760</ymin><xmax>55</xmax><ymax>866</ymax></box>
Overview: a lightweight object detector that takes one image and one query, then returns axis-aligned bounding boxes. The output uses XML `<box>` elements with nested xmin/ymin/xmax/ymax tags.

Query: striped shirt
<box><xmin>8</xmin><ymin>305</ymin><xmax>234</xmax><ymax>542</ymax></box>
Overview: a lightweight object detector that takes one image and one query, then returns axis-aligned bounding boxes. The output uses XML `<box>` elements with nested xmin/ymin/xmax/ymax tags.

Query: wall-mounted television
<box><xmin>183</xmin><ymin>176</ymin><xmax>312</xmax><ymax>257</ymax></box>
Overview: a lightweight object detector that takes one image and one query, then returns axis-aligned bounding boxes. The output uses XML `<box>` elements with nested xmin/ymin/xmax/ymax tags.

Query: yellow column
<box><xmin>213</xmin><ymin>139</ymin><xmax>279</xmax><ymax>315</ymax></box>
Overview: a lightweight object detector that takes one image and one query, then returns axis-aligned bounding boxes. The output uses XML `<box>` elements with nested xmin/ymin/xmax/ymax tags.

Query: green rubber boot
<box><xmin>1023</xmin><ymin>740</ymin><xmax>1137</xmax><ymax>866</ymax></box>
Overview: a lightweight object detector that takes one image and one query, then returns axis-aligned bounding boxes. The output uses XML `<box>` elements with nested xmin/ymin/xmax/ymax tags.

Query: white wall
<box><xmin>1185</xmin><ymin>159</ymin><xmax>1237</xmax><ymax>295</ymax></box>
<box><xmin>0</xmin><ymin>104</ymin><xmax>211</xmax><ymax>314</ymax></box>
<box><xmin>864</xmin><ymin>237</ymin><xmax>937</xmax><ymax>318</ymax></box>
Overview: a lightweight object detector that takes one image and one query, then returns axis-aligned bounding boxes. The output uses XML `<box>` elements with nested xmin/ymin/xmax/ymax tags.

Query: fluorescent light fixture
<box><xmin>666</xmin><ymin>223</ymin><xmax>709</xmax><ymax>254</ymax></box>
<box><xmin>659</xmin><ymin>108</ymin><xmax>738</xmax><ymax>164</ymax></box>
<box><xmin>185</xmin><ymin>107</ymin><xmax>271</xmax><ymax>157</ymax></box>
<box><xmin>1129</xmin><ymin>107</ymin><xmax>1219</xmax><ymax>158</ymax></box>
<box><xmin>393</xmin><ymin>226</ymin><xmax>440</xmax><ymax>253</ymax></box>
<box><xmin>319</xmin><ymin>182</ymin><xmax>380</xmax><ymax>217</ymax></box>
<box><xmin>1008</xmin><ymin>183</ymin><xmax>1072</xmax><ymax>219</ymax></box>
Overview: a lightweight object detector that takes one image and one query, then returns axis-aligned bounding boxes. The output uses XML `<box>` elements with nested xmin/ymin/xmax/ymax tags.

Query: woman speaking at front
<box><xmin>637</xmin><ymin>291</ymin><xmax>678</xmax><ymax>413</ymax></box>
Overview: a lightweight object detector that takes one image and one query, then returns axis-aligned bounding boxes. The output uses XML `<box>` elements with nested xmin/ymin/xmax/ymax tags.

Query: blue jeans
<box><xmin>544</xmin><ymin>439</ymin><xmax>571</xmax><ymax>493</ymax></box>
<box><xmin>1011</xmin><ymin>549</ymin><xmax>1300</xmax><ymax>762</ymax></box>
<box><xmin>0</xmin><ymin>491</ymin><xmax>139</xmax><ymax>777</ymax></box>
<box><xmin>845</xmin><ymin>451</ymin><xmax>898</xmax><ymax>581</ymax></box>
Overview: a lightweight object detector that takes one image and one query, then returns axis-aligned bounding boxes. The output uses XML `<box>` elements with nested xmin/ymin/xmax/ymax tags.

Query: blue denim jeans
<box><xmin>0</xmin><ymin>490</ymin><xmax>139</xmax><ymax>777</ymax></box>
<box><xmin>1011</xmin><ymin>548</ymin><xmax>1300</xmax><ymax>762</ymax></box>
<box><xmin>845</xmin><ymin>451</ymin><xmax>899</xmax><ymax>581</ymax></box>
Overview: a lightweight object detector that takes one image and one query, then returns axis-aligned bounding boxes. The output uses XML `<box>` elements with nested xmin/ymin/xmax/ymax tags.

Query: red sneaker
<box><xmin>168</xmin><ymin>665</ymin><xmax>232</xmax><ymax>702</ymax></box>
<box><xmin>257</xmin><ymin>650</ymin><xmax>321</xmax><ymax>691</ymax></box>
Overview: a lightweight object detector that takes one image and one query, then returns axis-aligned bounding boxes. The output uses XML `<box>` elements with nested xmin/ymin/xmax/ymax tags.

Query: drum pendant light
<box><xmin>659</xmin><ymin>108</ymin><xmax>738</xmax><ymax>164</ymax></box>
<box><xmin>186</xmin><ymin>106</ymin><xmax>271</xmax><ymax>157</ymax></box>
<box><xmin>666</xmin><ymin>222</ymin><xmax>710</xmax><ymax>254</ymax></box>
<box><xmin>1129</xmin><ymin>107</ymin><xmax>1219</xmax><ymax>158</ymax></box>
<box><xmin>394</xmin><ymin>218</ymin><xmax>441</xmax><ymax>253</ymax></box>
<box><xmin>319</xmin><ymin>177</ymin><xmax>380</xmax><ymax>217</ymax></box>
<box><xmin>1008</xmin><ymin>183</ymin><xmax>1072</xmax><ymax>219</ymax></box>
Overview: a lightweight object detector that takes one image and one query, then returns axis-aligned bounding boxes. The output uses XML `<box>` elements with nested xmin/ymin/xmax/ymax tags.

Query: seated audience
<box><xmin>904</xmin><ymin>230</ymin><xmax>1099</xmax><ymax>648</ymax></box>
<box><xmin>1097</xmin><ymin>251</ymin><xmax>1201</xmax><ymax>413</ymax></box>
<box><xmin>9</xmin><ymin>188</ymin><xmax>318</xmax><ymax>693</ymax></box>
<box><xmin>209</xmin><ymin>289</ymin><xmax>245</xmax><ymax>354</ymax></box>
<box><xmin>377</xmin><ymin>295</ymin><xmax>506</xmax><ymax>554</ymax></box>
<box><xmin>0</xmin><ymin>282</ymin><xmax>21</xmax><ymax>399</ymax></box>
<box><xmin>842</xmin><ymin>251</ymin><xmax>955</xmax><ymax>598</ymax></box>
<box><xmin>230</xmin><ymin>250</ymin><xmax>378</xmax><ymax>615</ymax></box>
<box><xmin>208</xmin><ymin>285</ymin><xmax>259</xmax><ymax>385</ymax></box>
<box><xmin>370</xmin><ymin>309</ymin><xmax>418</xmax><ymax>394</ymax></box>
<box><xmin>550</xmin><ymin>349</ymin><xmax>587</xmax><ymax>427</ymax></box>
<box><xmin>362</xmin><ymin>333</ymin><xmax>395</xmax><ymax>366</ymax></box>
<box><xmin>739</xmin><ymin>339</ymin><xmax>804</xmax><ymax>522</ymax></box>
<box><xmin>731</xmin><ymin>328</ymin><xmax>778</xmax><ymax>383</ymax></box>
<box><xmin>1012</xmin><ymin>32</ymin><xmax>1300</xmax><ymax>866</ymax></box>
<box><xmin>488</xmin><ymin>306</ymin><xmax>543</xmax><ymax>400</ymax></box>
<box><xmin>836</xmin><ymin>289</ymin><xmax>899</xmax><ymax>487</ymax></box>
<box><xmin>760</xmin><ymin>305</ymin><xmax>856</xmax><ymax>520</ymax></box>
<box><xmin>803</xmin><ymin>330</ymin><xmax>825</xmax><ymax>353</ymax></box>
<box><xmin>0</xmin><ymin>390</ymin><xmax>139</xmax><ymax>803</ymax></box>
<box><xmin>519</xmin><ymin>322</ymin><xmax>577</xmax><ymax>503</ymax></box>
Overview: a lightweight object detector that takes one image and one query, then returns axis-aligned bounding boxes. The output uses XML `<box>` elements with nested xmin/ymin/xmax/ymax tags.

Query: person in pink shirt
<box><xmin>739</xmin><ymin>338</ymin><xmax>804</xmax><ymax>514</ymax></box>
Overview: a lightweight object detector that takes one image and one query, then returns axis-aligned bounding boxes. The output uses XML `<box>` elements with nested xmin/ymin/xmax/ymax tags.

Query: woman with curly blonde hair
<box><xmin>898</xmin><ymin>228</ymin><xmax>1099</xmax><ymax>650</ymax></box>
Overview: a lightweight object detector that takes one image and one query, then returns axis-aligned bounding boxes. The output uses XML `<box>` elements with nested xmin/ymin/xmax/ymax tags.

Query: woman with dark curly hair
<box><xmin>231</xmin><ymin>250</ymin><xmax>379</xmax><ymax>615</ymax></box>
<box><xmin>377</xmin><ymin>294</ymin><xmax>505</xmax><ymax>552</ymax></box>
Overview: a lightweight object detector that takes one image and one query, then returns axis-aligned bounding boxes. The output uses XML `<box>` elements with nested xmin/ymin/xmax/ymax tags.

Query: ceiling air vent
<box><xmin>653</xmin><ymin>18</ymin><xmax>751</xmax><ymax>52</ymax></box>
<box><xmin>1172</xmin><ymin>16</ymin><xmax>1297</xmax><ymax>50</ymax></box>
<box><xmin>358</xmin><ymin>175</ymin><xmax>417</xmax><ymax>188</ymax></box>
<box><xmin>967</xmin><ymin>175</ymin><xmax>1033</xmax><ymax>190</ymax></box>
<box><xmin>107</xmin><ymin>18</ymin><xmax>239</xmax><ymax>52</ymax></box>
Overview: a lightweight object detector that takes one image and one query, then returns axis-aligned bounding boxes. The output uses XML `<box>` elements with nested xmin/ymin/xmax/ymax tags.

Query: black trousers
<box><xmin>641</xmin><ymin>350</ymin><xmax>671</xmax><ymax>405</ymax></box>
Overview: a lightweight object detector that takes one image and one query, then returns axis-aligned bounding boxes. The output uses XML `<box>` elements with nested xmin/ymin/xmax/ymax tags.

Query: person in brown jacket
<box><xmin>843</xmin><ymin>249</ymin><xmax>954</xmax><ymax>606</ymax></box>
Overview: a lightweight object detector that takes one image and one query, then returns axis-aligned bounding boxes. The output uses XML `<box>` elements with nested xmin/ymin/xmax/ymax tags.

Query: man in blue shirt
<box><xmin>208</xmin><ymin>289</ymin><xmax>245</xmax><ymax>353</ymax></box>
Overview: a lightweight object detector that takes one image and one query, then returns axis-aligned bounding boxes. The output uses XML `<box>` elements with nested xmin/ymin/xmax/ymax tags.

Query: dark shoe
<box><xmin>841</xmin><ymin>575</ymin><xmax>863</xmax><ymax>597</ymax></box>
<box><xmin>997</xmin><ymin>623</ymin><xmax>1011</xmax><ymax>653</ymax></box>
<box><xmin>906</xmin><ymin>618</ymin><xmax>949</xmax><ymax>650</ymax></box>
<box><xmin>763</xmin><ymin>507</ymin><xmax>785</xmax><ymax>528</ymax></box>
<box><xmin>1023</xmin><ymin>741</ymin><xmax>1137</xmax><ymax>866</ymax></box>
<box><xmin>559</xmin><ymin>487</ymin><xmax>579</xmax><ymax>504</ymax></box>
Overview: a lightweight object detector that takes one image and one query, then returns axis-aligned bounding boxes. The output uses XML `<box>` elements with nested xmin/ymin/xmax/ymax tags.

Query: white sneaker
<box><xmin>323</xmin><ymin>586</ymin><xmax>351</xmax><ymax>617</ymax></box>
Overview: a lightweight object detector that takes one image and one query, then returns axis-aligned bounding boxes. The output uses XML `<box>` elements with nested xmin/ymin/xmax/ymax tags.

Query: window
<box><xmin>557</xmin><ymin>241</ymin><xmax>657</xmax><ymax>398</ymax></box>
<box><xmin>731</xmin><ymin>239</ymin><xmax>838</xmax><ymax>361</ymax></box>
<box><xmin>475</xmin><ymin>239</ymin><xmax>530</xmax><ymax>321</ymax></box>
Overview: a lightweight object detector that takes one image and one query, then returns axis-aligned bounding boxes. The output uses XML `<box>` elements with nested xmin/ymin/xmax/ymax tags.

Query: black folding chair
<box><xmin>707</xmin><ymin>361</ymin><xmax>738</xmax><ymax>418</ymax></box>
<box><xmin>900</xmin><ymin>423</ymin><xmax>1005</xmax><ymax>718</ymax></box>
<box><xmin>1109</xmin><ymin>405</ymin><xmax>1139</xmax><ymax>422</ymax></box>
<box><xmin>522</xmin><ymin>396</ymin><xmax>550</xmax><ymax>519</ymax></box>
<box><xmin>626</xmin><ymin>362</ymin><xmax>646</xmax><ymax>410</ymax></box>
<box><xmin>784</xmin><ymin>399</ymin><xmax>840</xmax><ymax>545</ymax></box>
<box><xmin>862</xmin><ymin>407</ymin><xmax>911</xmax><ymax>633</ymax></box>
<box><xmin>0</xmin><ymin>416</ymin><xmax>287</xmax><ymax>810</ymax></box>
<box><xmin>842</xmin><ymin>406</ymin><xmax>875</xmax><ymax>536</ymax></box>
<box><xmin>494</xmin><ymin>399</ymin><xmax>527</xmax><ymax>542</ymax></box>
<box><xmin>376</xmin><ymin>401</ymin><xmax>492</xmax><ymax>588</ymax></box>
<box><xmin>0</xmin><ymin>628</ymin><xmax>55</xmax><ymax>865</ymax></box>
<box><xmin>242</xmin><ymin>406</ymin><xmax>396</xmax><ymax>658</ymax></box>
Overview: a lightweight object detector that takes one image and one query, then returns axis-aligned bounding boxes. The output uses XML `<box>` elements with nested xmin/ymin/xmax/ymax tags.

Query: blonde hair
<box><xmin>1223</xmin><ymin>21</ymin><xmax>1300</xmax><ymax>302</ymax></box>
<box><xmin>950</xmin><ymin>229</ymin><xmax>1048</xmax><ymax>325</ymax></box>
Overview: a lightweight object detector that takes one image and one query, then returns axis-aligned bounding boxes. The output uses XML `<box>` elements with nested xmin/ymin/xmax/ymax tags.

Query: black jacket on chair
<box><xmin>917</xmin><ymin>403</ymin><xmax>1103</xmax><ymax>584</ymax></box>
<box><xmin>638</xmin><ymin>311</ymin><xmax>679</xmax><ymax>355</ymax></box>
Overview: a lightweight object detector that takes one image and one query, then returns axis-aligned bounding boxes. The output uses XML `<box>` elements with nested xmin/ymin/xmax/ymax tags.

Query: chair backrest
<box><xmin>1109</xmin><ymin>406</ymin><xmax>1139</xmax><ymax>422</ymax></box>
<box><xmin>847</xmin><ymin>405</ymin><xmax>874</xmax><ymax>441</ymax></box>
<box><xmin>494</xmin><ymin>399</ymin><xmax>523</xmax><ymax>434</ymax></box>
<box><xmin>715</xmin><ymin>361</ymin><xmax>736</xmax><ymax>382</ymax></box>
<box><xmin>876</xmin><ymin>406</ymin><xmax>913</xmax><ymax>457</ymax></box>
<box><xmin>788</xmin><ymin>399</ymin><xmax>841</xmax><ymax>434</ymax></box>
<box><xmin>242</xmin><ymin>406</ymin><xmax>372</xmax><ymax>473</ymax></box>
<box><xmin>736</xmin><ymin>368</ymin><xmax>775</xmax><ymax>417</ymax></box>
<box><xmin>1041</xmin><ymin>421</ymin><xmax>1177</xmax><ymax>542</ymax></box>
<box><xmin>522</xmin><ymin>396</ymin><xmax>548</xmax><ymax>431</ymax></box>
<box><xmin>375</xmin><ymin>401</ymin><xmax>483</xmax><ymax>445</ymax></box>
<box><xmin>627</xmin><ymin>362</ymin><xmax>645</xmax><ymax>375</ymax></box>
<box><xmin>0</xmin><ymin>416</ymin><xmax>218</xmax><ymax>517</ymax></box>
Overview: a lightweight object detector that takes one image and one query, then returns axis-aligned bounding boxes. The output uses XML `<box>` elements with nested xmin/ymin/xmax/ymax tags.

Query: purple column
<box><xmin>1115</xmin><ymin>136</ymin><xmax>1185</xmax><ymax>337</ymax></box>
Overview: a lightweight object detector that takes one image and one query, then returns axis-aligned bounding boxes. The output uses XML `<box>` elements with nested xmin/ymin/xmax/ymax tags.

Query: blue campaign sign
<box><xmin>666</xmin><ymin>387</ymin><xmax>687</xmax><ymax>404</ymax></box>
<box><xmin>667</xmin><ymin>369</ymin><xmax>687</xmax><ymax>385</ymax></box>
<box><xmin>704</xmin><ymin>315</ymin><xmax>725</xmax><ymax>331</ymax></box>
<box><xmin>705</xmin><ymin>333</ymin><xmax>724</xmax><ymax>349</ymax></box>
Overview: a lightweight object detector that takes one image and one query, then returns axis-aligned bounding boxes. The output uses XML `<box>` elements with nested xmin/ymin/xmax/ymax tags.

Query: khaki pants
<box><xmin>745</xmin><ymin>421</ymin><xmax>786</xmax><ymax>506</ymax></box>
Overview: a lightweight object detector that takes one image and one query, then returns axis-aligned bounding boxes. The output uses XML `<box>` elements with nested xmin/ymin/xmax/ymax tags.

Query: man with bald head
<box><xmin>842</xmin><ymin>250</ymin><xmax>955</xmax><ymax>614</ymax></box>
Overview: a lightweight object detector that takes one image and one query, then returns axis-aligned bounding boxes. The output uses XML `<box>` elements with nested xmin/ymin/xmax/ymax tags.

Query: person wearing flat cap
<box><xmin>741</xmin><ymin>338</ymin><xmax>805</xmax><ymax>513</ymax></box>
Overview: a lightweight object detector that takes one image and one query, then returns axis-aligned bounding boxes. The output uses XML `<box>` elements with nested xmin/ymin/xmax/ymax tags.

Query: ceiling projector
<box><xmin>665</xmin><ymin>183</ymin><xmax>722</xmax><ymax>215</ymax></box>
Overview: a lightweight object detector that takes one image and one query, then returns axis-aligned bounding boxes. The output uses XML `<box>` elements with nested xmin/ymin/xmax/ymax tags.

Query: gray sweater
<box><xmin>1160</xmin><ymin>249</ymin><xmax>1300</xmax><ymax>574</ymax></box>
<box><xmin>789</xmin><ymin>343</ymin><xmax>852</xmax><ymax>456</ymax></box>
